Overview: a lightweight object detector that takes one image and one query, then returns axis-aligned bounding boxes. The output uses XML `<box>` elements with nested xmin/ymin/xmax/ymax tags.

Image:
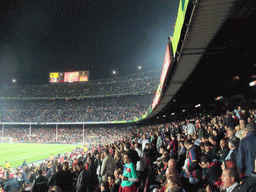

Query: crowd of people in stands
<box><xmin>0</xmin><ymin>71</ymin><xmax>159</xmax><ymax>98</ymax></box>
<box><xmin>0</xmin><ymin>105</ymin><xmax>256</xmax><ymax>192</ymax></box>
<box><xmin>0</xmin><ymin>94</ymin><xmax>154</xmax><ymax>122</ymax></box>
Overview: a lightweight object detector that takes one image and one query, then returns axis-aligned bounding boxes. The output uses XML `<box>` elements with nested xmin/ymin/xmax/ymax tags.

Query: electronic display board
<box><xmin>49</xmin><ymin>71</ymin><xmax>89</xmax><ymax>83</ymax></box>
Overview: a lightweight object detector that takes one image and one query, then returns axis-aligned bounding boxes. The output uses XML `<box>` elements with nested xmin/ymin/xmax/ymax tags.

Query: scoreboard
<box><xmin>49</xmin><ymin>71</ymin><xmax>89</xmax><ymax>83</ymax></box>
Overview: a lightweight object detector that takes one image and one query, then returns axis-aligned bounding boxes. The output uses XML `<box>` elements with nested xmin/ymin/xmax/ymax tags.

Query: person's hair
<box><xmin>108</xmin><ymin>174</ymin><xmax>115</xmax><ymax>181</ymax></box>
<box><xmin>56</xmin><ymin>164</ymin><xmax>62</xmax><ymax>171</ymax></box>
<box><xmin>125</xmin><ymin>143</ymin><xmax>130</xmax><ymax>149</ymax></box>
<box><xmin>184</xmin><ymin>139</ymin><xmax>192</xmax><ymax>146</ymax></box>
<box><xmin>162</xmin><ymin>155</ymin><xmax>170</xmax><ymax>163</ymax></box>
<box><xmin>171</xmin><ymin>134</ymin><xmax>176</xmax><ymax>139</ymax></box>
<box><xmin>220</xmin><ymin>138</ymin><xmax>227</xmax><ymax>144</ymax></box>
<box><xmin>200</xmin><ymin>155</ymin><xmax>211</xmax><ymax>164</ymax></box>
<box><xmin>37</xmin><ymin>169</ymin><xmax>43</xmax><ymax>176</ymax></box>
<box><xmin>76</xmin><ymin>161</ymin><xmax>83</xmax><ymax>167</ymax></box>
<box><xmin>228</xmin><ymin>140</ymin><xmax>238</xmax><ymax>148</ymax></box>
<box><xmin>204</xmin><ymin>141</ymin><xmax>213</xmax><ymax>147</ymax></box>
<box><xmin>101</xmin><ymin>181</ymin><xmax>109</xmax><ymax>189</ymax></box>
<box><xmin>246</xmin><ymin>122</ymin><xmax>256</xmax><ymax>132</ymax></box>
<box><xmin>166</xmin><ymin>174</ymin><xmax>180</xmax><ymax>186</ymax></box>
<box><xmin>226</xmin><ymin>168</ymin><xmax>239</xmax><ymax>183</ymax></box>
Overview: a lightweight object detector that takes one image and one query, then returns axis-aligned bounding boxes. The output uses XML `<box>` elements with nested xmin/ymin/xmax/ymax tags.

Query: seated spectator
<box><xmin>221</xmin><ymin>168</ymin><xmax>240</xmax><ymax>192</ymax></box>
<box><xmin>199</xmin><ymin>155</ymin><xmax>222</xmax><ymax>187</ymax></box>
<box><xmin>216</xmin><ymin>139</ymin><xmax>229</xmax><ymax>162</ymax></box>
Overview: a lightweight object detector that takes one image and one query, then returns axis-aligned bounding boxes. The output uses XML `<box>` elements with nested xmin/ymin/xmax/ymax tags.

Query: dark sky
<box><xmin>0</xmin><ymin>0</ymin><xmax>179</xmax><ymax>85</ymax></box>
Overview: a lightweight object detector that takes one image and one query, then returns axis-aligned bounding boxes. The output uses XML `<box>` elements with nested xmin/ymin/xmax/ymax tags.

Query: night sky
<box><xmin>0</xmin><ymin>0</ymin><xmax>179</xmax><ymax>85</ymax></box>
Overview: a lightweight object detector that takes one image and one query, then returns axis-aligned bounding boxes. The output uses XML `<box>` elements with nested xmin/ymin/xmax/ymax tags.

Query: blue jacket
<box><xmin>4</xmin><ymin>178</ymin><xmax>19</xmax><ymax>192</ymax></box>
<box><xmin>237</xmin><ymin>132</ymin><xmax>256</xmax><ymax>176</ymax></box>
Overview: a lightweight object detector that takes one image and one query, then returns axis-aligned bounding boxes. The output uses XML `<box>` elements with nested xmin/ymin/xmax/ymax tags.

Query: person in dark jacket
<box><xmin>237</xmin><ymin>122</ymin><xmax>256</xmax><ymax>176</ymax></box>
<box><xmin>31</xmin><ymin>169</ymin><xmax>49</xmax><ymax>192</ymax></box>
<box><xmin>48</xmin><ymin>164</ymin><xmax>73</xmax><ymax>192</ymax></box>
<box><xmin>107</xmin><ymin>175</ymin><xmax>119</xmax><ymax>192</ymax></box>
<box><xmin>3</xmin><ymin>174</ymin><xmax>19</xmax><ymax>192</ymax></box>
<box><xmin>216</xmin><ymin>139</ymin><xmax>229</xmax><ymax>162</ymax></box>
<box><xmin>75</xmin><ymin>161</ymin><xmax>90</xmax><ymax>192</ymax></box>
<box><xmin>199</xmin><ymin>155</ymin><xmax>222</xmax><ymax>186</ymax></box>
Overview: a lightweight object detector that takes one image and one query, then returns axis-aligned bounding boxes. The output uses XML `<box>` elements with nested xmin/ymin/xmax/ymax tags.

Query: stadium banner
<box><xmin>172</xmin><ymin>0</ymin><xmax>190</xmax><ymax>58</ymax></box>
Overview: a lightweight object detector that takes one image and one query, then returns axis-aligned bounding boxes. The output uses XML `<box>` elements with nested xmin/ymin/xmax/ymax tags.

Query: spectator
<box><xmin>100</xmin><ymin>180</ymin><xmax>110</xmax><ymax>192</ymax></box>
<box><xmin>119</xmin><ymin>152</ymin><xmax>138</xmax><ymax>192</ymax></box>
<box><xmin>48</xmin><ymin>164</ymin><xmax>72</xmax><ymax>192</ymax></box>
<box><xmin>184</xmin><ymin>139</ymin><xmax>202</xmax><ymax>190</ymax></box>
<box><xmin>221</xmin><ymin>168</ymin><xmax>240</xmax><ymax>192</ymax></box>
<box><xmin>199</xmin><ymin>155</ymin><xmax>222</xmax><ymax>186</ymax></box>
<box><xmin>107</xmin><ymin>175</ymin><xmax>119</xmax><ymax>192</ymax></box>
<box><xmin>3</xmin><ymin>174</ymin><xmax>19</xmax><ymax>192</ymax></box>
<box><xmin>186</xmin><ymin>120</ymin><xmax>196</xmax><ymax>136</ymax></box>
<box><xmin>225</xmin><ymin>140</ymin><xmax>238</xmax><ymax>163</ymax></box>
<box><xmin>237</xmin><ymin>122</ymin><xmax>256</xmax><ymax>176</ymax></box>
<box><xmin>101</xmin><ymin>149</ymin><xmax>115</xmax><ymax>182</ymax></box>
<box><xmin>31</xmin><ymin>169</ymin><xmax>48</xmax><ymax>192</ymax></box>
<box><xmin>75</xmin><ymin>161</ymin><xmax>90</xmax><ymax>192</ymax></box>
<box><xmin>216</xmin><ymin>139</ymin><xmax>229</xmax><ymax>162</ymax></box>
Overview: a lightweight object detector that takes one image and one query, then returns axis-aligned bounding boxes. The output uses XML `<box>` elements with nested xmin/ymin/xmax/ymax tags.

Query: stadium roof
<box><xmin>143</xmin><ymin>0</ymin><xmax>256</xmax><ymax>123</ymax></box>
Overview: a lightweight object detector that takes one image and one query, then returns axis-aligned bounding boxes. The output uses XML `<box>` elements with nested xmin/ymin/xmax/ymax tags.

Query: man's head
<box><xmin>200</xmin><ymin>155</ymin><xmax>211</xmax><ymax>169</ymax></box>
<box><xmin>107</xmin><ymin>175</ymin><xmax>115</xmax><ymax>185</ymax></box>
<box><xmin>246</xmin><ymin>122</ymin><xmax>256</xmax><ymax>133</ymax></box>
<box><xmin>56</xmin><ymin>164</ymin><xmax>62</xmax><ymax>172</ymax></box>
<box><xmin>123</xmin><ymin>152</ymin><xmax>131</xmax><ymax>164</ymax></box>
<box><xmin>220</xmin><ymin>139</ymin><xmax>227</xmax><ymax>149</ymax></box>
<box><xmin>227</xmin><ymin>128</ymin><xmax>235</xmax><ymax>138</ymax></box>
<box><xmin>228</xmin><ymin>140</ymin><xmax>238</xmax><ymax>150</ymax></box>
<box><xmin>204</xmin><ymin>141</ymin><xmax>213</xmax><ymax>152</ymax></box>
<box><xmin>100</xmin><ymin>181</ymin><xmax>109</xmax><ymax>191</ymax></box>
<box><xmin>37</xmin><ymin>169</ymin><xmax>43</xmax><ymax>176</ymax></box>
<box><xmin>222</xmin><ymin>168</ymin><xmax>239</xmax><ymax>189</ymax></box>
<box><xmin>184</xmin><ymin>139</ymin><xmax>193</xmax><ymax>150</ymax></box>
<box><xmin>75</xmin><ymin>161</ymin><xmax>83</xmax><ymax>172</ymax></box>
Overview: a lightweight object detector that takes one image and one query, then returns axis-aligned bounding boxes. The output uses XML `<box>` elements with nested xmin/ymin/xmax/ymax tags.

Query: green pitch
<box><xmin>0</xmin><ymin>143</ymin><xmax>81</xmax><ymax>168</ymax></box>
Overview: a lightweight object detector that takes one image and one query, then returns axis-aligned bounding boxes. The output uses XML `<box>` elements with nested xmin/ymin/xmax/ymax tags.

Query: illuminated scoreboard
<box><xmin>49</xmin><ymin>71</ymin><xmax>89</xmax><ymax>83</ymax></box>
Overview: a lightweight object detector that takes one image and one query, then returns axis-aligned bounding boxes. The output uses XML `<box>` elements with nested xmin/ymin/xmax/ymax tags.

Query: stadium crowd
<box><xmin>0</xmin><ymin>94</ymin><xmax>154</xmax><ymax>122</ymax></box>
<box><xmin>0</xmin><ymin>105</ymin><xmax>256</xmax><ymax>192</ymax></box>
<box><xmin>0</xmin><ymin>71</ymin><xmax>159</xmax><ymax>98</ymax></box>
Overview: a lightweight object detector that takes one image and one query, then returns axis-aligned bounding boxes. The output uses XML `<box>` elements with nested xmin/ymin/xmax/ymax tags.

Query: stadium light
<box><xmin>250</xmin><ymin>80</ymin><xmax>256</xmax><ymax>87</ymax></box>
<box><xmin>171</xmin><ymin>113</ymin><xmax>175</xmax><ymax>115</ymax></box>
<box><xmin>215</xmin><ymin>96</ymin><xmax>223</xmax><ymax>101</ymax></box>
<box><xmin>138</xmin><ymin>66</ymin><xmax>141</xmax><ymax>70</ymax></box>
<box><xmin>12</xmin><ymin>79</ymin><xmax>16</xmax><ymax>83</ymax></box>
<box><xmin>112</xmin><ymin>70</ymin><xmax>116</xmax><ymax>75</ymax></box>
<box><xmin>195</xmin><ymin>104</ymin><xmax>201</xmax><ymax>108</ymax></box>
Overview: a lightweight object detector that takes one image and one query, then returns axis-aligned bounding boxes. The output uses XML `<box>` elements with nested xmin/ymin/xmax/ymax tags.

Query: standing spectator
<box><xmin>3</xmin><ymin>174</ymin><xmax>19</xmax><ymax>192</ymax></box>
<box><xmin>138</xmin><ymin>134</ymin><xmax>149</xmax><ymax>151</ymax></box>
<box><xmin>198</xmin><ymin>122</ymin><xmax>205</xmax><ymax>141</ymax></box>
<box><xmin>237</xmin><ymin>122</ymin><xmax>256</xmax><ymax>176</ymax></box>
<box><xmin>48</xmin><ymin>164</ymin><xmax>72</xmax><ymax>192</ymax></box>
<box><xmin>167</xmin><ymin>134</ymin><xmax>178</xmax><ymax>159</ymax></box>
<box><xmin>31</xmin><ymin>169</ymin><xmax>48</xmax><ymax>192</ymax></box>
<box><xmin>187</xmin><ymin>120</ymin><xmax>196</xmax><ymax>136</ymax></box>
<box><xmin>119</xmin><ymin>152</ymin><xmax>138</xmax><ymax>192</ymax></box>
<box><xmin>22</xmin><ymin>160</ymin><xmax>27</xmax><ymax>167</ymax></box>
<box><xmin>225</xmin><ymin>140</ymin><xmax>238</xmax><ymax>163</ymax></box>
<box><xmin>156</xmin><ymin>132</ymin><xmax>163</xmax><ymax>152</ymax></box>
<box><xmin>184</xmin><ymin>139</ymin><xmax>202</xmax><ymax>191</ymax></box>
<box><xmin>101</xmin><ymin>150</ymin><xmax>115</xmax><ymax>182</ymax></box>
<box><xmin>75</xmin><ymin>161</ymin><xmax>90</xmax><ymax>192</ymax></box>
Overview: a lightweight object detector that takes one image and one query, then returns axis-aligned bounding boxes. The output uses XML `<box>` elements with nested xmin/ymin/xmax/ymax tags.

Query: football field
<box><xmin>0</xmin><ymin>143</ymin><xmax>80</xmax><ymax>168</ymax></box>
